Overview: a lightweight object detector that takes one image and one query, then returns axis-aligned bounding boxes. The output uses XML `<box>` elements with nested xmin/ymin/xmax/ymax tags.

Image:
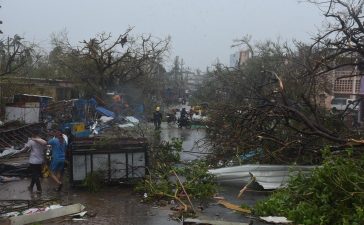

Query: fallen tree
<box><xmin>135</xmin><ymin>138</ymin><xmax>217</xmax><ymax>217</ymax></box>
<box><xmin>195</xmin><ymin>0</ymin><xmax>364</xmax><ymax>165</ymax></box>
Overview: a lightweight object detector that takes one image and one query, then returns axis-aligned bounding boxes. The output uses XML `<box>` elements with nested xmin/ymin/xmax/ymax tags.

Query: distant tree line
<box><xmin>0</xmin><ymin>28</ymin><xmax>190</xmax><ymax>113</ymax></box>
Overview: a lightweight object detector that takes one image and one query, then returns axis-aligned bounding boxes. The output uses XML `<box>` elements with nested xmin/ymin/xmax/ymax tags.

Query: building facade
<box><xmin>230</xmin><ymin>50</ymin><xmax>251</xmax><ymax>68</ymax></box>
<box><xmin>0</xmin><ymin>77</ymin><xmax>80</xmax><ymax>118</ymax></box>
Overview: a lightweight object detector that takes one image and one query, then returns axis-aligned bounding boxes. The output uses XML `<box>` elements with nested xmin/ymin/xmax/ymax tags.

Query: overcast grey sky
<box><xmin>2</xmin><ymin>0</ymin><xmax>323</xmax><ymax>70</ymax></box>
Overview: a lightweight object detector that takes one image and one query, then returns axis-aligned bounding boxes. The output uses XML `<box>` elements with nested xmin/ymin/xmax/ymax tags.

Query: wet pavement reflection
<box><xmin>160</xmin><ymin>122</ymin><xmax>208</xmax><ymax>162</ymax></box>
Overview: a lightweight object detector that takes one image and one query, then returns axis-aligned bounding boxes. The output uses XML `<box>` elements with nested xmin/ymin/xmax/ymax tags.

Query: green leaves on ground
<box><xmin>174</xmin><ymin>161</ymin><xmax>217</xmax><ymax>201</ymax></box>
<box><xmin>135</xmin><ymin>138</ymin><xmax>217</xmax><ymax>204</ymax></box>
<box><xmin>253</xmin><ymin>150</ymin><xmax>364</xmax><ymax>225</ymax></box>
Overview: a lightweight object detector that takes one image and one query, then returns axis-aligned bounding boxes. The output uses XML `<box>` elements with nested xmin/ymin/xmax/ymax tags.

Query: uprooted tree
<box><xmin>195</xmin><ymin>0</ymin><xmax>364</xmax><ymax>165</ymax></box>
<box><xmin>50</xmin><ymin>28</ymin><xmax>170</xmax><ymax>97</ymax></box>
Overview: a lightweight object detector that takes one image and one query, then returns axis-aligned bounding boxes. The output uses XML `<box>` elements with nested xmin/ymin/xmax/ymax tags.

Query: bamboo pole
<box><xmin>172</xmin><ymin>170</ymin><xmax>195</xmax><ymax>213</ymax></box>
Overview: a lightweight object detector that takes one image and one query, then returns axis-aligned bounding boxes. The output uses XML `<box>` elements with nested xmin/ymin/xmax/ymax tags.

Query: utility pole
<box><xmin>180</xmin><ymin>58</ymin><xmax>184</xmax><ymax>98</ymax></box>
<box><xmin>0</xmin><ymin>5</ymin><xmax>3</xmax><ymax>34</ymax></box>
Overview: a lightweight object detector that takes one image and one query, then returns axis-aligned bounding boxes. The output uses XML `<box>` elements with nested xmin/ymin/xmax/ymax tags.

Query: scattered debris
<box><xmin>0</xmin><ymin>163</ymin><xmax>30</xmax><ymax>177</ymax></box>
<box><xmin>212</xmin><ymin>196</ymin><xmax>225</xmax><ymax>200</ymax></box>
<box><xmin>0</xmin><ymin>147</ymin><xmax>23</xmax><ymax>159</ymax></box>
<box><xmin>118</xmin><ymin>123</ymin><xmax>134</xmax><ymax>128</ymax></box>
<box><xmin>125</xmin><ymin>116</ymin><xmax>139</xmax><ymax>124</ymax></box>
<box><xmin>260</xmin><ymin>216</ymin><xmax>292</xmax><ymax>224</ymax></box>
<box><xmin>237</xmin><ymin>172</ymin><xmax>255</xmax><ymax>198</ymax></box>
<box><xmin>0</xmin><ymin>199</ymin><xmax>57</xmax><ymax>215</ymax></box>
<box><xmin>0</xmin><ymin>176</ymin><xmax>20</xmax><ymax>183</ymax></box>
<box><xmin>71</xmin><ymin>210</ymin><xmax>88</xmax><ymax>219</ymax></box>
<box><xmin>183</xmin><ymin>218</ymin><xmax>250</xmax><ymax>225</ymax></box>
<box><xmin>7</xmin><ymin>203</ymin><xmax>85</xmax><ymax>225</ymax></box>
<box><xmin>99</xmin><ymin>116</ymin><xmax>113</xmax><ymax>123</ymax></box>
<box><xmin>217</xmin><ymin>200</ymin><xmax>251</xmax><ymax>214</ymax></box>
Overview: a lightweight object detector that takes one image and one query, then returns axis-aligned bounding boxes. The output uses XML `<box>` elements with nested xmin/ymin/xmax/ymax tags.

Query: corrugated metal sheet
<box><xmin>209</xmin><ymin>164</ymin><xmax>316</xmax><ymax>190</ymax></box>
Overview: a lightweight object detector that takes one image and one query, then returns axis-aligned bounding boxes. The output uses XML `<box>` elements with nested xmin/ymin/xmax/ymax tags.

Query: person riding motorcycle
<box><xmin>180</xmin><ymin>108</ymin><xmax>187</xmax><ymax>119</ymax></box>
<box><xmin>178</xmin><ymin>108</ymin><xmax>190</xmax><ymax>128</ymax></box>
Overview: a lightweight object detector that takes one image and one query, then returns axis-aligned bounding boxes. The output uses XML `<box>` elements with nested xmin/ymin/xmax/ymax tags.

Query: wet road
<box><xmin>160</xmin><ymin>122</ymin><xmax>208</xmax><ymax>162</ymax></box>
<box><xmin>0</xmin><ymin>123</ymin><xmax>270</xmax><ymax>225</ymax></box>
<box><xmin>0</xmin><ymin>179</ymin><xmax>179</xmax><ymax>225</ymax></box>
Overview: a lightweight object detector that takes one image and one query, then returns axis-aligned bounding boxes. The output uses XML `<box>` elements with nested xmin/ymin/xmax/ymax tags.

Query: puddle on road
<box><xmin>159</xmin><ymin>122</ymin><xmax>208</xmax><ymax>162</ymax></box>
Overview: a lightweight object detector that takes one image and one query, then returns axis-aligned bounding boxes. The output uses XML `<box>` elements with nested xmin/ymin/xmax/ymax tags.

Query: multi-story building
<box><xmin>317</xmin><ymin>64</ymin><xmax>360</xmax><ymax>110</ymax></box>
<box><xmin>332</xmin><ymin>65</ymin><xmax>361</xmax><ymax>99</ymax></box>
<box><xmin>327</xmin><ymin>64</ymin><xmax>362</xmax><ymax>123</ymax></box>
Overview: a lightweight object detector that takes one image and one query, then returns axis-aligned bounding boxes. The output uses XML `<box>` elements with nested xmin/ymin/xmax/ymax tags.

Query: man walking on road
<box><xmin>153</xmin><ymin>106</ymin><xmax>163</xmax><ymax>130</ymax></box>
<box><xmin>21</xmin><ymin>132</ymin><xmax>46</xmax><ymax>193</ymax></box>
<box><xmin>33</xmin><ymin>130</ymin><xmax>66</xmax><ymax>192</ymax></box>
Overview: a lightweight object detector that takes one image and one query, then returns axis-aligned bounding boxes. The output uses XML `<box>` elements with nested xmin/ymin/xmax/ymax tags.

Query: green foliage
<box><xmin>240</xmin><ymin>203</ymin><xmax>251</xmax><ymax>210</ymax></box>
<box><xmin>158</xmin><ymin>138</ymin><xmax>183</xmax><ymax>163</ymax></box>
<box><xmin>175</xmin><ymin>161</ymin><xmax>218</xmax><ymax>201</ymax></box>
<box><xmin>135</xmin><ymin>139</ymin><xmax>217</xmax><ymax>203</ymax></box>
<box><xmin>82</xmin><ymin>171</ymin><xmax>104</xmax><ymax>192</ymax></box>
<box><xmin>253</xmin><ymin>151</ymin><xmax>364</xmax><ymax>225</ymax></box>
<box><xmin>150</xmin><ymin>138</ymin><xmax>182</xmax><ymax>171</ymax></box>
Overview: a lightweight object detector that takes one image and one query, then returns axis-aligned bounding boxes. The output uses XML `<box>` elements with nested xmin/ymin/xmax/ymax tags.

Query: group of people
<box><xmin>153</xmin><ymin>106</ymin><xmax>194</xmax><ymax>129</ymax></box>
<box><xmin>21</xmin><ymin>127</ymin><xmax>73</xmax><ymax>194</ymax></box>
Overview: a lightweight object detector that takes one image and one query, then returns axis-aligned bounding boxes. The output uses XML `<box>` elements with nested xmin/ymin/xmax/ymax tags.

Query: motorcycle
<box><xmin>166</xmin><ymin>113</ymin><xmax>177</xmax><ymax>124</ymax></box>
<box><xmin>177</xmin><ymin>116</ymin><xmax>191</xmax><ymax>128</ymax></box>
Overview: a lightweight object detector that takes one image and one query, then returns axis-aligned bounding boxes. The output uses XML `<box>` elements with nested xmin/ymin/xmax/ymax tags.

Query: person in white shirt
<box><xmin>21</xmin><ymin>132</ymin><xmax>46</xmax><ymax>193</ymax></box>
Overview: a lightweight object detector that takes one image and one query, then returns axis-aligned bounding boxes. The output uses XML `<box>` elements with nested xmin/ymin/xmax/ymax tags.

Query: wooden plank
<box><xmin>217</xmin><ymin>200</ymin><xmax>251</xmax><ymax>214</ymax></box>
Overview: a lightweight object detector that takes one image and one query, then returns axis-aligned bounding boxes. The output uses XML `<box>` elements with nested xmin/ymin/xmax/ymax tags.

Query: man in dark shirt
<box><xmin>153</xmin><ymin>106</ymin><xmax>162</xmax><ymax>130</ymax></box>
<box><xmin>180</xmin><ymin>108</ymin><xmax>187</xmax><ymax>119</ymax></box>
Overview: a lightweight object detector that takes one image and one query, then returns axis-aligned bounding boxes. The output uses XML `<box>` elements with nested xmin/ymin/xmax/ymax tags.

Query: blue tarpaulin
<box><xmin>96</xmin><ymin>106</ymin><xmax>115</xmax><ymax>118</ymax></box>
